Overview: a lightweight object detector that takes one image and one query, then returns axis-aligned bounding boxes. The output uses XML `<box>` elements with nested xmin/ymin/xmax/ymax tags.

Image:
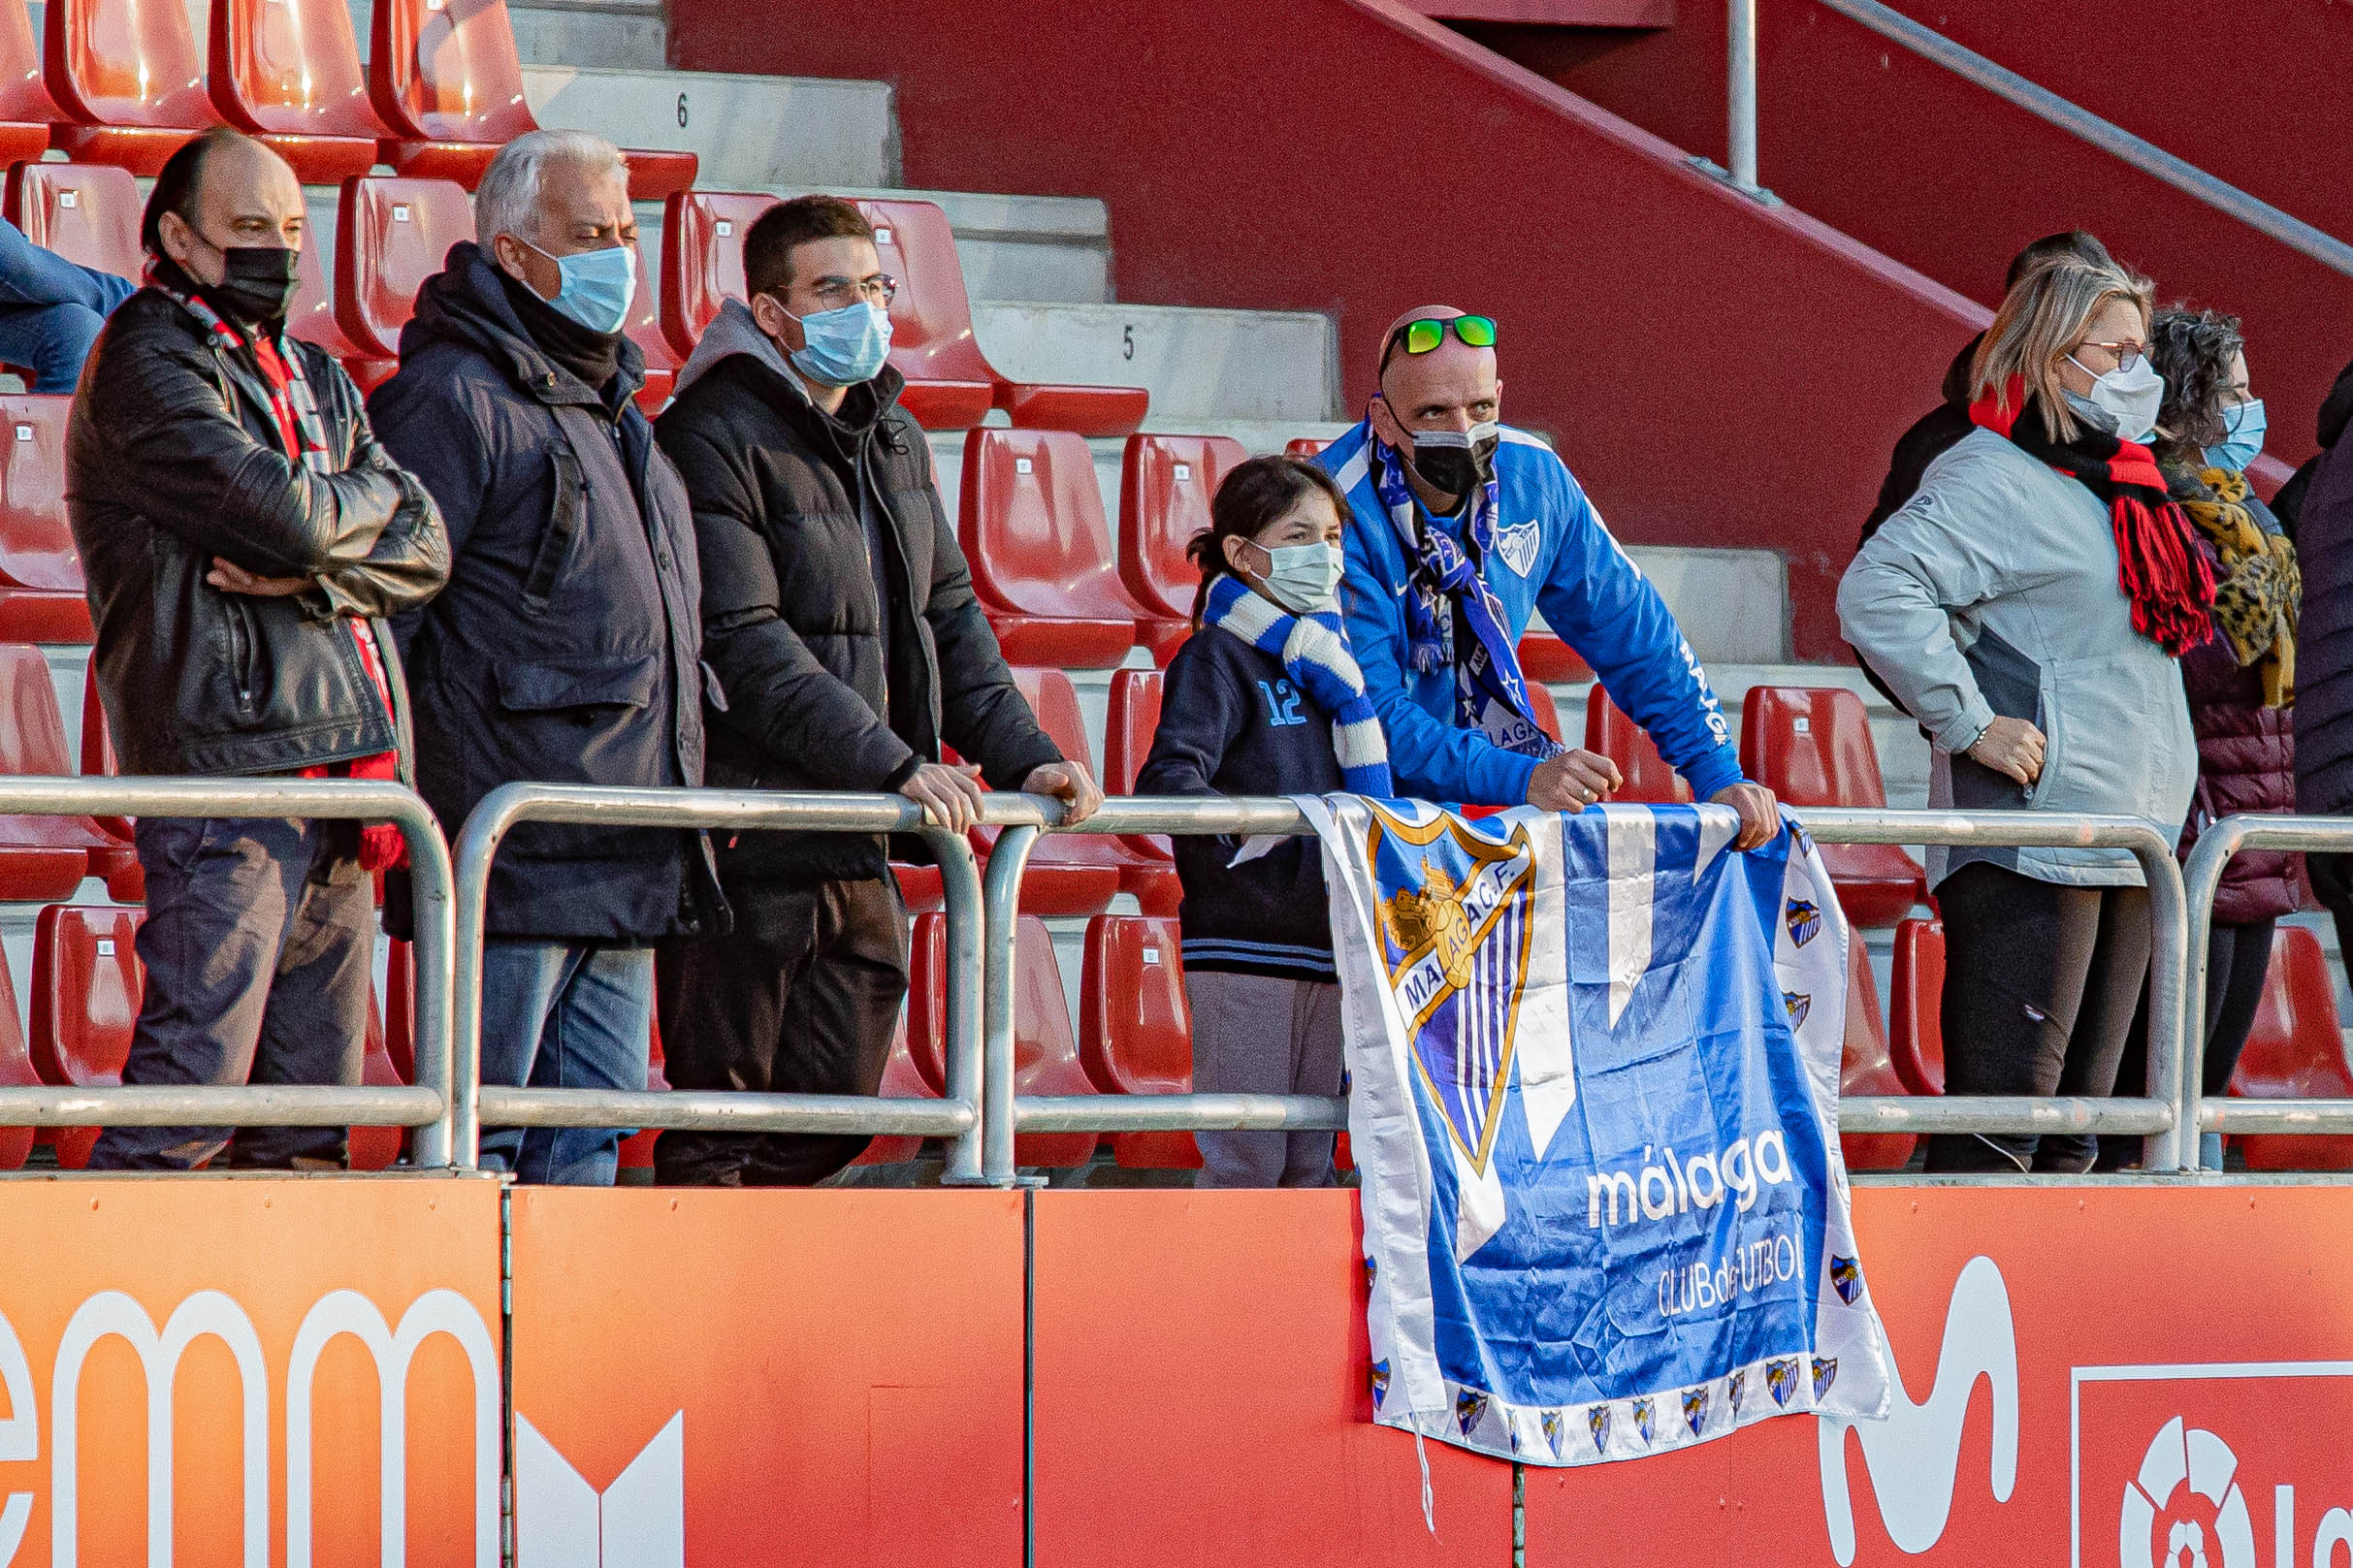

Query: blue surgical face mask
<box><xmin>523</xmin><ymin>239</ymin><xmax>636</xmax><ymax>336</ymax></box>
<box><xmin>785</xmin><ymin>299</ymin><xmax>893</xmax><ymax>388</ymax></box>
<box><xmin>2205</xmin><ymin>398</ymin><xmax>2267</xmax><ymax>472</ymax></box>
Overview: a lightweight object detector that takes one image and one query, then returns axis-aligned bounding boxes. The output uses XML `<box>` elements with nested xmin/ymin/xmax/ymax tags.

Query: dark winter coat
<box><xmin>653</xmin><ymin>300</ymin><xmax>1060</xmax><ymax>884</ymax></box>
<box><xmin>2173</xmin><ymin>487</ymin><xmax>2304</xmax><ymax>925</ymax></box>
<box><xmin>1135</xmin><ymin>624</ymin><xmax>1342</xmax><ymax>980</ymax></box>
<box><xmin>2295</xmin><ymin>433</ymin><xmax>2353</xmax><ymax>823</ymax></box>
<box><xmin>2272</xmin><ymin>354</ymin><xmax>2353</xmax><ymax>537</ymax></box>
<box><xmin>371</xmin><ymin>242</ymin><xmax>719</xmax><ymax>941</ymax></box>
<box><xmin>69</xmin><ymin>286</ymin><xmax>447</xmax><ymax>777</ymax></box>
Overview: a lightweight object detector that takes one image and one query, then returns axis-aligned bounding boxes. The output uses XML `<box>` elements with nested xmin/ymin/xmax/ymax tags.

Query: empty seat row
<box><xmin>0</xmin><ymin>0</ymin><xmax>694</xmax><ymax>190</ymax></box>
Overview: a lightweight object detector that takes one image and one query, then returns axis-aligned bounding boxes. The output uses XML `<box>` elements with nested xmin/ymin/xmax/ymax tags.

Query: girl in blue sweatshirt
<box><xmin>1137</xmin><ymin>456</ymin><xmax>1391</xmax><ymax>1188</ymax></box>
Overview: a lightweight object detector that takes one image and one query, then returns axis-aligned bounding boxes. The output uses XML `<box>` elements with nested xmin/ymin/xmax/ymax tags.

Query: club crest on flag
<box><xmin>1830</xmin><ymin>1255</ymin><xmax>1862</xmax><ymax>1305</ymax></box>
<box><xmin>1766</xmin><ymin>1359</ymin><xmax>1799</xmax><ymax>1407</ymax></box>
<box><xmin>1727</xmin><ymin>1370</ymin><xmax>1746</xmax><ymax>1419</ymax></box>
<box><xmin>1370</xmin><ymin>1360</ymin><xmax>1390</xmax><ymax>1409</ymax></box>
<box><xmin>1456</xmin><ymin>1388</ymin><xmax>1490</xmax><ymax>1436</ymax></box>
<box><xmin>1812</xmin><ymin>1357</ymin><xmax>1839</xmax><ymax>1399</ymax></box>
<box><xmin>1632</xmin><ymin>1397</ymin><xmax>1655</xmax><ymax>1447</ymax></box>
<box><xmin>1785</xmin><ymin>898</ymin><xmax>1821</xmax><ymax>946</ymax></box>
<box><xmin>1367</xmin><ymin>804</ymin><xmax>1538</xmax><ymax>1177</ymax></box>
<box><xmin>1783</xmin><ymin>991</ymin><xmax>1812</xmax><ymax>1029</ymax></box>
<box><xmin>1541</xmin><ymin>1409</ymin><xmax>1566</xmax><ymax>1458</ymax></box>
<box><xmin>1681</xmin><ymin>1386</ymin><xmax>1709</xmax><ymax>1436</ymax></box>
<box><xmin>1587</xmin><ymin>1404</ymin><xmax>1612</xmax><ymax>1452</ymax></box>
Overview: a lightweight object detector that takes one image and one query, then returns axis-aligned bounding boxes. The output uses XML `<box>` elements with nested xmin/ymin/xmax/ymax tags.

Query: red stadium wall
<box><xmin>665</xmin><ymin>0</ymin><xmax>1989</xmax><ymax>660</ymax></box>
<box><xmin>1482</xmin><ymin>0</ymin><xmax>2353</xmax><ymax>468</ymax></box>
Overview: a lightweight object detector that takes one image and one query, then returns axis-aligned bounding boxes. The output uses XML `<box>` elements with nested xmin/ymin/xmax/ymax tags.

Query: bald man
<box><xmin>1319</xmin><ymin>307</ymin><xmax>1778</xmax><ymax>847</ymax></box>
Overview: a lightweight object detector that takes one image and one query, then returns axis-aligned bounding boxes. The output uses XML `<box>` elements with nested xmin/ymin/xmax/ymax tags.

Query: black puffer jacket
<box><xmin>372</xmin><ymin>242</ymin><xmax>719</xmax><ymax>940</ymax></box>
<box><xmin>68</xmin><ymin>285</ymin><xmax>448</xmax><ymax>778</ymax></box>
<box><xmin>654</xmin><ymin>302</ymin><xmax>1059</xmax><ymax>882</ymax></box>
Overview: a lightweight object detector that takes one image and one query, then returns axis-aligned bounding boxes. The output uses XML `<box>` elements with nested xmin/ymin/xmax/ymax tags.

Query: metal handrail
<box><xmin>0</xmin><ymin>777</ymin><xmax>459</xmax><ymax>1159</ymax></box>
<box><xmin>982</xmin><ymin>798</ymin><xmax>2194</xmax><ymax>1181</ymax></box>
<box><xmin>1720</xmin><ymin>0</ymin><xmax>2353</xmax><ymax>278</ymax></box>
<box><xmin>2181</xmin><ymin>815</ymin><xmax>2353</xmax><ymax>1138</ymax></box>
<box><xmin>448</xmin><ymin>784</ymin><xmax>985</xmax><ymax>1176</ymax></box>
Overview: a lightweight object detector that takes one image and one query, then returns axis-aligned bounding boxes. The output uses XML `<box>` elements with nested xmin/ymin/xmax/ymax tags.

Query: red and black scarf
<box><xmin>1969</xmin><ymin>376</ymin><xmax>2215</xmax><ymax>656</ymax></box>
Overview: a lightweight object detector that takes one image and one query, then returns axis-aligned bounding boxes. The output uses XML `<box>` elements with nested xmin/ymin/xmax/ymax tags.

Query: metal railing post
<box><xmin>399</xmin><ymin>795</ymin><xmax>461</xmax><ymax>1168</ymax></box>
<box><xmin>980</xmin><ymin>820</ymin><xmax>1042</xmax><ymax>1188</ymax></box>
<box><xmin>1726</xmin><ymin>0</ymin><xmax>1759</xmax><ymax>193</ymax></box>
<box><xmin>927</xmin><ymin>827</ymin><xmax>990</xmax><ymax>1186</ymax></box>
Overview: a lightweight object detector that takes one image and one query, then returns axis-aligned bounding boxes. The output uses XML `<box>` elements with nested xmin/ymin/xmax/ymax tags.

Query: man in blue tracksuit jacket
<box><xmin>1322</xmin><ymin>305</ymin><xmax>1779</xmax><ymax>848</ymax></box>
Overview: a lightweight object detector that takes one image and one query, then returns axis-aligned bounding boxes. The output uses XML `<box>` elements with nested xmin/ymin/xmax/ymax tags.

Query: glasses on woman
<box><xmin>2077</xmin><ymin>338</ymin><xmax>2149</xmax><ymax>371</ymax></box>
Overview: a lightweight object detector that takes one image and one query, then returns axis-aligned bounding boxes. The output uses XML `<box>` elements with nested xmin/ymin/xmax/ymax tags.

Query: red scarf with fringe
<box><xmin>1969</xmin><ymin>377</ymin><xmax>2214</xmax><ymax>656</ymax></box>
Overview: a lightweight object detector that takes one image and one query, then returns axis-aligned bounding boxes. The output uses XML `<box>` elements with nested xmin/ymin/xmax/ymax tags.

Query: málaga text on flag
<box><xmin>1299</xmin><ymin>796</ymin><xmax>1892</xmax><ymax>1466</ymax></box>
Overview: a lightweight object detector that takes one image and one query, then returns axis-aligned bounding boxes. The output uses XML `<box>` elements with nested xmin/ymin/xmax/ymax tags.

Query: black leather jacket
<box><xmin>67</xmin><ymin>286</ymin><xmax>448</xmax><ymax>777</ymax></box>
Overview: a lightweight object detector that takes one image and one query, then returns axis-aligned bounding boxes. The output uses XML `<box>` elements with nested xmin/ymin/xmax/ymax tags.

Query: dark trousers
<box><xmin>2097</xmin><ymin>917</ymin><xmax>2277</xmax><ymax>1169</ymax></box>
<box><xmin>653</xmin><ymin>874</ymin><xmax>908</xmax><ymax>1186</ymax></box>
<box><xmin>1929</xmin><ymin>861</ymin><xmax>2151</xmax><ymax>1174</ymax></box>
<box><xmin>2309</xmin><ymin>852</ymin><xmax>2353</xmax><ymax>993</ymax></box>
<box><xmin>86</xmin><ymin>816</ymin><xmax>371</xmax><ymax>1170</ymax></box>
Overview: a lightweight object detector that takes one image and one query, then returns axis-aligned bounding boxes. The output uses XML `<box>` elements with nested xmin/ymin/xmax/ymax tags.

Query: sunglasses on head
<box><xmin>1382</xmin><ymin>314</ymin><xmax>1498</xmax><ymax>368</ymax></box>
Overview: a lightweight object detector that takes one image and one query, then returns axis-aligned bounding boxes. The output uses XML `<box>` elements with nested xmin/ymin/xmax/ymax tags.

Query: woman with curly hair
<box><xmin>2101</xmin><ymin>306</ymin><xmax>2303</xmax><ymax>1170</ymax></box>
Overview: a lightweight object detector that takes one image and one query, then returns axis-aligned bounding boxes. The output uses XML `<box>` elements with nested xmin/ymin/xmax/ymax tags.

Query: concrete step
<box><xmin>970</xmin><ymin>301</ymin><xmax>1337</xmax><ymax>425</ymax></box>
<box><xmin>523</xmin><ymin>67</ymin><xmax>894</xmax><ymax>191</ymax></box>
<box><xmin>507</xmin><ymin>0</ymin><xmax>668</xmax><ymax>69</ymax></box>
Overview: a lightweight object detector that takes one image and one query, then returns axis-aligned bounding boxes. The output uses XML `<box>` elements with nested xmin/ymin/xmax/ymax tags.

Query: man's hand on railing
<box><xmin>899</xmin><ymin>761</ymin><xmax>986</xmax><ymax>833</ymax></box>
<box><xmin>1709</xmin><ymin>780</ymin><xmax>1781</xmax><ymax>850</ymax></box>
<box><xmin>1023</xmin><ymin>760</ymin><xmax>1104</xmax><ymax>826</ymax></box>
<box><xmin>1528</xmin><ymin>749</ymin><xmax>1625</xmax><ymax>812</ymax></box>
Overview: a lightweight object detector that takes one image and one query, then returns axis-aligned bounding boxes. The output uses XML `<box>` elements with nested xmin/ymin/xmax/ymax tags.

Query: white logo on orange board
<box><xmin>2120</xmin><ymin>1419</ymin><xmax>2256</xmax><ymax>1568</ymax></box>
<box><xmin>515</xmin><ymin>1411</ymin><xmax>685</xmax><ymax>1568</ymax></box>
<box><xmin>1816</xmin><ymin>1255</ymin><xmax>2020</xmax><ymax>1564</ymax></box>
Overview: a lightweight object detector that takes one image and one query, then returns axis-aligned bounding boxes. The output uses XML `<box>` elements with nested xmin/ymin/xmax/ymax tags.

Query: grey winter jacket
<box><xmin>1839</xmin><ymin>424</ymin><xmax>2196</xmax><ymax>888</ymax></box>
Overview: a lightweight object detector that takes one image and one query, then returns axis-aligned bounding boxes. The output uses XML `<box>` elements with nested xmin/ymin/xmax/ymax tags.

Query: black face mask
<box><xmin>199</xmin><ymin>244</ymin><xmax>301</xmax><ymax>330</ymax></box>
<box><xmin>1404</xmin><ymin>422</ymin><xmax>1501</xmax><ymax>499</ymax></box>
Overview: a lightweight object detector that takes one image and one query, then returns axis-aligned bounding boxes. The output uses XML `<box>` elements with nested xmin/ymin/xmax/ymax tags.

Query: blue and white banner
<box><xmin>1299</xmin><ymin>797</ymin><xmax>1892</xmax><ymax>1465</ymax></box>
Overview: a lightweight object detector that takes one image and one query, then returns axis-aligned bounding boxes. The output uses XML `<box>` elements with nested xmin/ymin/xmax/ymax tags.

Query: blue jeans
<box><xmin>477</xmin><ymin>940</ymin><xmax>653</xmax><ymax>1185</ymax></box>
<box><xmin>0</xmin><ymin>218</ymin><xmax>133</xmax><ymax>393</ymax></box>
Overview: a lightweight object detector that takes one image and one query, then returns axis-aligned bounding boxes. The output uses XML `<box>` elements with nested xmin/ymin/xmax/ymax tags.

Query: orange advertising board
<box><xmin>0</xmin><ymin>1172</ymin><xmax>502</xmax><ymax>1567</ymax></box>
<box><xmin>506</xmin><ymin>1187</ymin><xmax>1027</xmax><ymax>1567</ymax></box>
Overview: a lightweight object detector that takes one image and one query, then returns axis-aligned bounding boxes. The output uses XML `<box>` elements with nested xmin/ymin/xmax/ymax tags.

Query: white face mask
<box><xmin>1252</xmin><ymin>540</ymin><xmax>1343</xmax><ymax>615</ymax></box>
<box><xmin>2069</xmin><ymin>352</ymin><xmax>2165</xmax><ymax>444</ymax></box>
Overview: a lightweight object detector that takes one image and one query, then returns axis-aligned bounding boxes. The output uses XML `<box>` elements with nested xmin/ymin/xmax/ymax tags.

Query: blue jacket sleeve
<box><xmin>1531</xmin><ymin>465</ymin><xmax>1746</xmax><ymax>802</ymax></box>
<box><xmin>1341</xmin><ymin>520</ymin><xmax>1541</xmax><ymax>807</ymax></box>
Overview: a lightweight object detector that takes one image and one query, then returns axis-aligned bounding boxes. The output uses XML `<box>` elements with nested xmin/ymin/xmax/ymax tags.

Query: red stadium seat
<box><xmin>850</xmin><ymin>1009</ymin><xmax>940</xmax><ymax>1167</ymax></box>
<box><xmin>859</xmin><ymin>198</ymin><xmax>1146</xmax><ymax>436</ymax></box>
<box><xmin>42</xmin><ymin>0</ymin><xmax>216</xmax><ymax>173</ymax></box>
<box><xmin>892</xmin><ymin>862</ymin><xmax>942</xmax><ymax>913</ymax></box>
<box><xmin>7</xmin><ymin>162</ymin><xmax>142</xmax><ymax>281</ymax></box>
<box><xmin>384</xmin><ymin>937</ymin><xmax>416</xmax><ymax>1081</ymax></box>
<box><xmin>0</xmin><ymin>398</ymin><xmax>94</xmax><ymax>644</ymax></box>
<box><xmin>75</xmin><ymin>660</ymin><xmax>140</xmax><ymax>902</ymax></box>
<box><xmin>208</xmin><ymin>0</ymin><xmax>387</xmax><ymax>182</ymax></box>
<box><xmin>1117</xmin><ymin>433</ymin><xmax>1242</xmax><ymax>662</ymax></box>
<box><xmin>0</xmin><ymin>941</ymin><xmax>37</xmax><ymax>1169</ymax></box>
<box><xmin>1584</xmin><ymin>688</ymin><xmax>1692</xmax><ymax>806</ymax></box>
<box><xmin>657</xmin><ymin>189</ymin><xmax>775</xmax><ymax>357</ymax></box>
<box><xmin>29</xmin><ymin>903</ymin><xmax>142</xmax><ymax>1169</ymax></box>
<box><xmin>904</xmin><ymin>911</ymin><xmax>1096</xmax><ymax>1168</ymax></box>
<box><xmin>0</xmin><ymin>645</ymin><xmax>112</xmax><ymax>899</ymax></box>
<box><xmin>623</xmin><ymin>238</ymin><xmax>677</xmax><ymax>413</ymax></box>
<box><xmin>335</xmin><ymin>175</ymin><xmax>475</xmax><ymax>361</ymax></box>
<box><xmin>0</xmin><ymin>0</ymin><xmax>58</xmax><ymax>169</ymax></box>
<box><xmin>1283</xmin><ymin>437</ymin><xmax>1328</xmax><ymax>459</ymax></box>
<box><xmin>347</xmin><ymin>985</ymin><xmax>408</xmax><ymax>1170</ymax></box>
<box><xmin>1104</xmin><ymin>667</ymin><xmax>1176</xmax><ymax>874</ymax></box>
<box><xmin>967</xmin><ymin>667</ymin><xmax>1121</xmax><ymax>918</ymax></box>
<box><xmin>2229</xmin><ymin>925</ymin><xmax>2353</xmax><ymax>1172</ymax></box>
<box><xmin>1838</xmin><ymin>940</ymin><xmax>1915</xmax><ymax>1172</ymax></box>
<box><xmin>369</xmin><ymin>0</ymin><xmax>694</xmax><ymax>196</ymax></box>
<box><xmin>1738</xmin><ymin>687</ymin><xmax>1923</xmax><ymax>928</ymax></box>
<box><xmin>1523</xmin><ymin>680</ymin><xmax>1561</xmax><ymax>746</ymax></box>
<box><xmin>1888</xmin><ymin>917</ymin><xmax>1945</xmax><ymax>1097</ymax></box>
<box><xmin>959</xmin><ymin>429</ymin><xmax>1139</xmax><ymax>669</ymax></box>
<box><xmin>285</xmin><ymin>235</ymin><xmax>385</xmax><ymax>387</ymax></box>
<box><xmin>1517</xmin><ymin>627</ymin><xmax>1590</xmax><ymax>685</ymax></box>
<box><xmin>1079</xmin><ymin>914</ymin><xmax>1200</xmax><ymax>1169</ymax></box>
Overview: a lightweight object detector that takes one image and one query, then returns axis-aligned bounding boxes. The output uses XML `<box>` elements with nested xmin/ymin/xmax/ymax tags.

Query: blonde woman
<box><xmin>1840</xmin><ymin>260</ymin><xmax>2210</xmax><ymax>1174</ymax></box>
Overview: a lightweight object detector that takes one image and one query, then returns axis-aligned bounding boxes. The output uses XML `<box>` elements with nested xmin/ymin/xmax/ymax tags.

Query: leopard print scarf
<box><xmin>2173</xmin><ymin>463</ymin><xmax>2298</xmax><ymax>708</ymax></box>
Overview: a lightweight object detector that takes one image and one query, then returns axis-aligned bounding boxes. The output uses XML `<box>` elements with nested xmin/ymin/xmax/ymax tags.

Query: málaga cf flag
<box><xmin>1298</xmin><ymin>797</ymin><xmax>1893</xmax><ymax>1465</ymax></box>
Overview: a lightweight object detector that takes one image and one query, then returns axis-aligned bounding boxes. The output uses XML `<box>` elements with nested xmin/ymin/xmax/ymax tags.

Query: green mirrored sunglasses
<box><xmin>1385</xmin><ymin>314</ymin><xmax>1499</xmax><ymax>366</ymax></box>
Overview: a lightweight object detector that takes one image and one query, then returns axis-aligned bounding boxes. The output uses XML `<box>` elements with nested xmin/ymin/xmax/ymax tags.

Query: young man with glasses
<box><xmin>1321</xmin><ymin>304</ymin><xmax>1778</xmax><ymax>847</ymax></box>
<box><xmin>650</xmin><ymin>194</ymin><xmax>1099</xmax><ymax>1187</ymax></box>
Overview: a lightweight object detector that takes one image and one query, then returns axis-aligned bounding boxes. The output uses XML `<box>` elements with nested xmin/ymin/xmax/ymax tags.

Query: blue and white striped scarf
<box><xmin>1203</xmin><ymin>574</ymin><xmax>1393</xmax><ymax>795</ymax></box>
<box><xmin>1372</xmin><ymin>440</ymin><xmax>1562</xmax><ymax>762</ymax></box>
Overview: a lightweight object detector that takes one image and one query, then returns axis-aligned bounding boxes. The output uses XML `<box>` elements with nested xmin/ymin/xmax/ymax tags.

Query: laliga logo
<box><xmin>2122</xmin><ymin>1417</ymin><xmax>2353</xmax><ymax>1568</ymax></box>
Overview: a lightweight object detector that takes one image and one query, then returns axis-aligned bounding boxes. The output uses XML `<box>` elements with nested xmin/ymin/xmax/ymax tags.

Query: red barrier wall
<box><xmin>1493</xmin><ymin>2</ymin><xmax>2353</xmax><ymax>469</ymax></box>
<box><xmin>667</xmin><ymin>0</ymin><xmax>1985</xmax><ymax>659</ymax></box>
